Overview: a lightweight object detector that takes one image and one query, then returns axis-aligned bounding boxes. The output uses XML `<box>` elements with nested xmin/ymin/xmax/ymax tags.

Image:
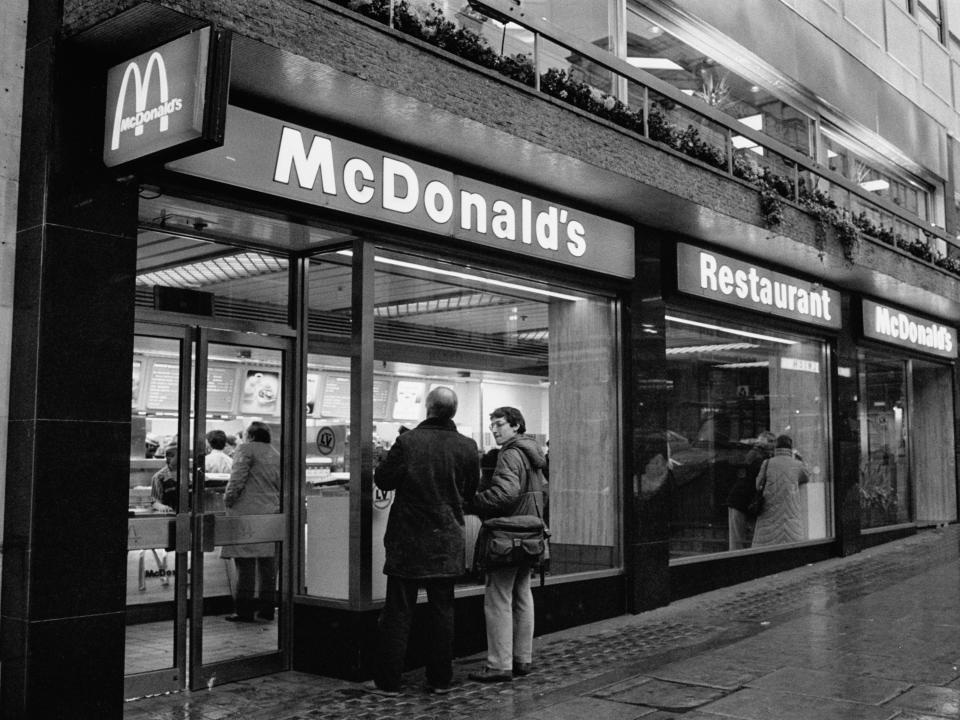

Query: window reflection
<box><xmin>665</xmin><ymin>314</ymin><xmax>832</xmax><ymax>557</ymax></box>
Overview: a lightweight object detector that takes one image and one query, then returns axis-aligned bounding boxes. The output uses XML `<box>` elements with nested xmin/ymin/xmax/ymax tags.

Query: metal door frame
<box><xmin>124</xmin><ymin>322</ymin><xmax>295</xmax><ymax>698</ymax></box>
<box><xmin>124</xmin><ymin>323</ymin><xmax>193</xmax><ymax>700</ymax></box>
<box><xmin>189</xmin><ymin>327</ymin><xmax>294</xmax><ymax>689</ymax></box>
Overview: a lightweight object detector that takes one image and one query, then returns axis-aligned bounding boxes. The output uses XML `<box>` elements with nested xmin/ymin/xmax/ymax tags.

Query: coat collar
<box><xmin>415</xmin><ymin>416</ymin><xmax>458</xmax><ymax>431</ymax></box>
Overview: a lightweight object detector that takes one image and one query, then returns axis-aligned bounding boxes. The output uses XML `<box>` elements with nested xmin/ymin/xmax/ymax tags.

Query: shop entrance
<box><xmin>125</xmin><ymin>322</ymin><xmax>292</xmax><ymax>698</ymax></box>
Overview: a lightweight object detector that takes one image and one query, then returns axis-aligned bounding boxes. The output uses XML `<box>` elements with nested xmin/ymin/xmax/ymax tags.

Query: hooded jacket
<box><xmin>375</xmin><ymin>416</ymin><xmax>479</xmax><ymax>578</ymax></box>
<box><xmin>468</xmin><ymin>434</ymin><xmax>547</xmax><ymax>520</ymax></box>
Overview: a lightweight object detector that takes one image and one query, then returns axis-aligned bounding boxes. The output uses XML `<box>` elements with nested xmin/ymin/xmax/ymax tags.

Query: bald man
<box><xmin>369</xmin><ymin>386</ymin><xmax>480</xmax><ymax>695</ymax></box>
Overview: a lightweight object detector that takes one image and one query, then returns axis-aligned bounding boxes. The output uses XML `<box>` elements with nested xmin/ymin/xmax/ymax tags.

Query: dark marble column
<box><xmin>1</xmin><ymin>14</ymin><xmax>138</xmax><ymax>718</ymax></box>
<box><xmin>625</xmin><ymin>234</ymin><xmax>671</xmax><ymax>613</ymax></box>
<box><xmin>834</xmin><ymin>294</ymin><xmax>863</xmax><ymax>556</ymax></box>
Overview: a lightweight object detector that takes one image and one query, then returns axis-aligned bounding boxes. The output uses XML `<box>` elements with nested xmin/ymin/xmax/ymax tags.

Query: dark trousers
<box><xmin>233</xmin><ymin>556</ymin><xmax>277</xmax><ymax>618</ymax></box>
<box><xmin>374</xmin><ymin>575</ymin><xmax>455</xmax><ymax>691</ymax></box>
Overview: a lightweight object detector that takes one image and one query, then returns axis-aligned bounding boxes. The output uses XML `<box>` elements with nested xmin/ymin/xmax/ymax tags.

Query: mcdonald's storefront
<box><xmin>4</xmin><ymin>5</ymin><xmax>957</xmax><ymax>718</ymax></box>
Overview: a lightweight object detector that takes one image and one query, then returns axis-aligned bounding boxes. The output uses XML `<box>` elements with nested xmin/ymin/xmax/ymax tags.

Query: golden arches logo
<box><xmin>110</xmin><ymin>51</ymin><xmax>171</xmax><ymax>151</ymax></box>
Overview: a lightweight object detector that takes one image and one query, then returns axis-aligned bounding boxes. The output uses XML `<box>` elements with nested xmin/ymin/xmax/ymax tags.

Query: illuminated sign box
<box><xmin>676</xmin><ymin>243</ymin><xmax>842</xmax><ymax>329</ymax></box>
<box><xmin>861</xmin><ymin>299</ymin><xmax>957</xmax><ymax>359</ymax></box>
<box><xmin>167</xmin><ymin>106</ymin><xmax>635</xmax><ymax>278</ymax></box>
<box><xmin>103</xmin><ymin>27</ymin><xmax>229</xmax><ymax>168</ymax></box>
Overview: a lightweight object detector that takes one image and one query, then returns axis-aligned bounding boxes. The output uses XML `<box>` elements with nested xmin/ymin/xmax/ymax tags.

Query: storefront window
<box><xmin>665</xmin><ymin>313</ymin><xmax>832</xmax><ymax>558</ymax></box>
<box><xmin>855</xmin><ymin>352</ymin><xmax>957</xmax><ymax>530</ymax></box>
<box><xmin>302</xmin><ymin>254</ymin><xmax>353</xmax><ymax>600</ymax></box>
<box><xmin>370</xmin><ymin>248</ymin><xmax>622</xmax><ymax>593</ymax></box>
<box><xmin>858</xmin><ymin>356</ymin><xmax>910</xmax><ymax>529</ymax></box>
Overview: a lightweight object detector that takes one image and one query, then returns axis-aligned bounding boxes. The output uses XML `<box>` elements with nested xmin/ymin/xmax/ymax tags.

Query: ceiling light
<box><xmin>731</xmin><ymin>135</ymin><xmax>759</xmax><ymax>150</ymax></box>
<box><xmin>627</xmin><ymin>57</ymin><xmax>684</xmax><ymax>71</ymax></box>
<box><xmin>337</xmin><ymin>251</ymin><xmax>582</xmax><ymax>301</ymax></box>
<box><xmin>859</xmin><ymin>179</ymin><xmax>889</xmax><ymax>192</ymax></box>
<box><xmin>666</xmin><ymin>315</ymin><xmax>796</xmax><ymax>345</ymax></box>
<box><xmin>667</xmin><ymin>342</ymin><xmax>759</xmax><ymax>355</ymax></box>
<box><xmin>713</xmin><ymin>361</ymin><xmax>770</xmax><ymax>369</ymax></box>
<box><xmin>738</xmin><ymin>114</ymin><xmax>762</xmax><ymax>131</ymax></box>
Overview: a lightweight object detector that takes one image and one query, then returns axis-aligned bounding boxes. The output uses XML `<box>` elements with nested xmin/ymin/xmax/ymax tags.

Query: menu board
<box><xmin>373</xmin><ymin>378</ymin><xmax>392</xmax><ymax>419</ymax></box>
<box><xmin>145</xmin><ymin>361</ymin><xmax>181</xmax><ymax>410</ymax></box>
<box><xmin>240</xmin><ymin>369</ymin><xmax>281</xmax><ymax>416</ymax></box>
<box><xmin>206</xmin><ymin>364</ymin><xmax>238</xmax><ymax>413</ymax></box>
<box><xmin>320</xmin><ymin>374</ymin><xmax>351</xmax><ymax>419</ymax></box>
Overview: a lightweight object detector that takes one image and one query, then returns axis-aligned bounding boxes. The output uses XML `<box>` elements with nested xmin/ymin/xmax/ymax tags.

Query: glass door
<box><xmin>125</xmin><ymin>325</ymin><xmax>192</xmax><ymax>699</ymax></box>
<box><xmin>190</xmin><ymin>328</ymin><xmax>290</xmax><ymax>689</ymax></box>
<box><xmin>125</xmin><ymin>324</ymin><xmax>292</xmax><ymax>698</ymax></box>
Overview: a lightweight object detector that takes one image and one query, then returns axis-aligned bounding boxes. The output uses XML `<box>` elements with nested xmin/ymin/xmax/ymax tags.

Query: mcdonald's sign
<box><xmin>103</xmin><ymin>27</ymin><xmax>229</xmax><ymax>168</ymax></box>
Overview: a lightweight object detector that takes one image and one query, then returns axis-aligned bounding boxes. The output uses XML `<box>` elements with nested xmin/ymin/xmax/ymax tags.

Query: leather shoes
<box><xmin>468</xmin><ymin>666</ymin><xmax>513</xmax><ymax>683</ymax></box>
<box><xmin>513</xmin><ymin>662</ymin><xmax>532</xmax><ymax>677</ymax></box>
<box><xmin>362</xmin><ymin>680</ymin><xmax>400</xmax><ymax>697</ymax></box>
<box><xmin>224</xmin><ymin>614</ymin><xmax>256</xmax><ymax>623</ymax></box>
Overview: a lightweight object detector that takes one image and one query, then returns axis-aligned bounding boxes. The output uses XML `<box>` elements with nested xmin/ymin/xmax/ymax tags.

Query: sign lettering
<box><xmin>862</xmin><ymin>299</ymin><xmax>956</xmax><ymax>358</ymax></box>
<box><xmin>676</xmin><ymin>243</ymin><xmax>841</xmax><ymax>329</ymax></box>
<box><xmin>168</xmin><ymin>107</ymin><xmax>634</xmax><ymax>277</ymax></box>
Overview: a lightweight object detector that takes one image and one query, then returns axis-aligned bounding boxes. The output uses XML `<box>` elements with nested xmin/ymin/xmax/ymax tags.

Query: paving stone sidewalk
<box><xmin>126</xmin><ymin>526</ymin><xmax>960</xmax><ymax>720</ymax></box>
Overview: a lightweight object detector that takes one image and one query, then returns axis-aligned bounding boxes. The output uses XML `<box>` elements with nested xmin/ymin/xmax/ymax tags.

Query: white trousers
<box><xmin>484</xmin><ymin>565</ymin><xmax>534</xmax><ymax>671</ymax></box>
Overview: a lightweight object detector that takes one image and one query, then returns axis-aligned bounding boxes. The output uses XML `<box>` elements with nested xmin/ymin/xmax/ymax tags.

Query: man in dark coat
<box><xmin>370</xmin><ymin>386</ymin><xmax>479</xmax><ymax>695</ymax></box>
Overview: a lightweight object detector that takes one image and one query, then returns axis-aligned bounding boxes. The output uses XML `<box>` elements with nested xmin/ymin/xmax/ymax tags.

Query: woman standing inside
<box><xmin>222</xmin><ymin>421</ymin><xmax>282</xmax><ymax>622</ymax></box>
<box><xmin>751</xmin><ymin>434</ymin><xmax>809</xmax><ymax>547</ymax></box>
<box><xmin>466</xmin><ymin>406</ymin><xmax>547</xmax><ymax>683</ymax></box>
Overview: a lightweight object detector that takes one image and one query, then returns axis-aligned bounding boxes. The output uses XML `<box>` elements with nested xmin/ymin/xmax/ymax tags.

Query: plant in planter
<box><xmin>758</xmin><ymin>180</ymin><xmax>784</xmax><ymax>228</ymax></box>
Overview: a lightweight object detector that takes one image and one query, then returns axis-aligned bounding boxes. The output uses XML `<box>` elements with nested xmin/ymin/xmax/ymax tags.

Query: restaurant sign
<box><xmin>104</xmin><ymin>27</ymin><xmax>229</xmax><ymax>168</ymax></box>
<box><xmin>861</xmin><ymin>299</ymin><xmax>956</xmax><ymax>359</ymax></box>
<box><xmin>167</xmin><ymin>106</ymin><xmax>635</xmax><ymax>278</ymax></box>
<box><xmin>676</xmin><ymin>243</ymin><xmax>841</xmax><ymax>329</ymax></box>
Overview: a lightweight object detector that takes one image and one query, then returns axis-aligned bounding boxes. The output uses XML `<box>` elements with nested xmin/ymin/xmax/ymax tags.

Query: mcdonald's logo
<box><xmin>104</xmin><ymin>27</ymin><xmax>226</xmax><ymax>167</ymax></box>
<box><xmin>110</xmin><ymin>51</ymin><xmax>184</xmax><ymax>151</ymax></box>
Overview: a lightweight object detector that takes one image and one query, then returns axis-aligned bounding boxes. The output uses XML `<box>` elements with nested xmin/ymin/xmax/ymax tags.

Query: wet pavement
<box><xmin>125</xmin><ymin>526</ymin><xmax>960</xmax><ymax>719</ymax></box>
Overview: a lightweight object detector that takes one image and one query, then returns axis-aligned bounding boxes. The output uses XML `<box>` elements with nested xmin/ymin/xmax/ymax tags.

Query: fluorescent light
<box><xmin>714</xmin><ymin>361</ymin><xmax>770</xmax><ymax>369</ymax></box>
<box><xmin>666</xmin><ymin>315</ymin><xmax>797</xmax><ymax>345</ymax></box>
<box><xmin>860</xmin><ymin>179</ymin><xmax>889</xmax><ymax>192</ymax></box>
<box><xmin>738</xmin><ymin>114</ymin><xmax>763</xmax><ymax>131</ymax></box>
<box><xmin>627</xmin><ymin>57</ymin><xmax>684</xmax><ymax>71</ymax></box>
<box><xmin>731</xmin><ymin>135</ymin><xmax>758</xmax><ymax>150</ymax></box>
<box><xmin>667</xmin><ymin>342</ymin><xmax>758</xmax><ymax>355</ymax></box>
<box><xmin>337</xmin><ymin>251</ymin><xmax>582</xmax><ymax>301</ymax></box>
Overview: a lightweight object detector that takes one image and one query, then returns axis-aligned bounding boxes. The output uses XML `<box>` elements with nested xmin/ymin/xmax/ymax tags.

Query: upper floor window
<box><xmin>918</xmin><ymin>0</ymin><xmax>945</xmax><ymax>41</ymax></box>
<box><xmin>821</xmin><ymin>124</ymin><xmax>933</xmax><ymax>223</ymax></box>
<box><xmin>625</xmin><ymin>6</ymin><xmax>813</xmax><ymax>156</ymax></box>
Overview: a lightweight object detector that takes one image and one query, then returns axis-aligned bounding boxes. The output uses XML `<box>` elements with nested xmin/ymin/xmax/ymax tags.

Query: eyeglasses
<box><xmin>489</xmin><ymin>419</ymin><xmax>509</xmax><ymax>431</ymax></box>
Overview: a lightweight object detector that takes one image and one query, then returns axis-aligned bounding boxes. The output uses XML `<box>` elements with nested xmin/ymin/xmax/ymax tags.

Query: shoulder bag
<box><xmin>473</xmin><ymin>449</ymin><xmax>550</xmax><ymax>574</ymax></box>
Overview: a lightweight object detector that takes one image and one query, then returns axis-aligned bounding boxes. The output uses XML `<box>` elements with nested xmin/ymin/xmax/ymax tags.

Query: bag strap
<box><xmin>512</xmin><ymin>448</ymin><xmax>544</xmax><ymax>522</ymax></box>
<box><xmin>512</xmin><ymin>447</ymin><xmax>547</xmax><ymax>587</ymax></box>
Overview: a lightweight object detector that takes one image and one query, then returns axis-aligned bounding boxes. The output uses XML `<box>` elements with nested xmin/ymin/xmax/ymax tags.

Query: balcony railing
<box><xmin>328</xmin><ymin>0</ymin><xmax>960</xmax><ymax>277</ymax></box>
